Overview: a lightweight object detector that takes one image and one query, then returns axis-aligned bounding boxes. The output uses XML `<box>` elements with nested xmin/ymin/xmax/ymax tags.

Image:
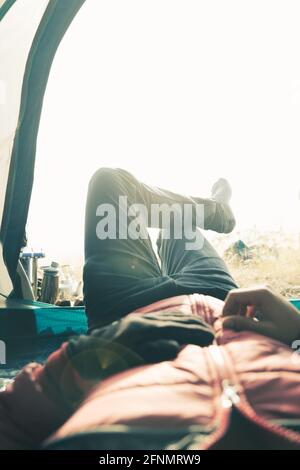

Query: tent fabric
<box><xmin>0</xmin><ymin>0</ymin><xmax>85</xmax><ymax>297</ymax></box>
<box><xmin>0</xmin><ymin>1</ymin><xmax>88</xmax><ymax>366</ymax></box>
<box><xmin>0</xmin><ymin>0</ymin><xmax>51</xmax><ymax>296</ymax></box>
<box><xmin>0</xmin><ymin>0</ymin><xmax>299</xmax><ymax>370</ymax></box>
<box><xmin>0</xmin><ymin>1</ymin><xmax>17</xmax><ymax>21</ymax></box>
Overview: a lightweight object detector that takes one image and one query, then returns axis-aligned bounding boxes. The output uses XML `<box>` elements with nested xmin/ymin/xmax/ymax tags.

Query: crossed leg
<box><xmin>83</xmin><ymin>168</ymin><xmax>237</xmax><ymax>330</ymax></box>
<box><xmin>157</xmin><ymin>228</ymin><xmax>237</xmax><ymax>302</ymax></box>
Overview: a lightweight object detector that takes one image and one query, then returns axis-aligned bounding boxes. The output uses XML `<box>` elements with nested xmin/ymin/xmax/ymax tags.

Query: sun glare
<box><xmin>27</xmin><ymin>0</ymin><xmax>300</xmax><ymax>263</ymax></box>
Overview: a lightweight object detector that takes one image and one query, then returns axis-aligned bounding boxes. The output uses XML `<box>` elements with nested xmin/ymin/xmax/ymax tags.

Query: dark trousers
<box><xmin>84</xmin><ymin>168</ymin><xmax>237</xmax><ymax>329</ymax></box>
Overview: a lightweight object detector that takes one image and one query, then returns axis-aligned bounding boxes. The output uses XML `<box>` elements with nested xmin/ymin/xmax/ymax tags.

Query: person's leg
<box><xmin>156</xmin><ymin>178</ymin><xmax>237</xmax><ymax>299</ymax></box>
<box><xmin>157</xmin><ymin>227</ymin><xmax>238</xmax><ymax>301</ymax></box>
<box><xmin>84</xmin><ymin>168</ymin><xmax>236</xmax><ymax>329</ymax></box>
<box><xmin>84</xmin><ymin>168</ymin><xmax>178</xmax><ymax>330</ymax></box>
<box><xmin>135</xmin><ymin>176</ymin><xmax>235</xmax><ymax>234</ymax></box>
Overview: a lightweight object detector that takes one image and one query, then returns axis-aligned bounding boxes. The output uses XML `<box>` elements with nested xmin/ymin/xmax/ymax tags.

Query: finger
<box><xmin>223</xmin><ymin>296</ymin><xmax>248</xmax><ymax>317</ymax></box>
<box><xmin>222</xmin><ymin>315</ymin><xmax>273</xmax><ymax>337</ymax></box>
<box><xmin>223</xmin><ymin>287</ymin><xmax>271</xmax><ymax>317</ymax></box>
<box><xmin>239</xmin><ymin>304</ymin><xmax>248</xmax><ymax>317</ymax></box>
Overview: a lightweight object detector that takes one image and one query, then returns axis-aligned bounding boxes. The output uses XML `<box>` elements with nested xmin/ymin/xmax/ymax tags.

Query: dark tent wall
<box><xmin>0</xmin><ymin>0</ymin><xmax>86</xmax><ymax>298</ymax></box>
<box><xmin>0</xmin><ymin>0</ymin><xmax>17</xmax><ymax>19</ymax></box>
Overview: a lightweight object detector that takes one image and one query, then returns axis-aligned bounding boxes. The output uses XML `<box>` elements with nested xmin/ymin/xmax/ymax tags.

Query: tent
<box><xmin>0</xmin><ymin>0</ymin><xmax>88</xmax><ymax>375</ymax></box>
<box><xmin>1</xmin><ymin>0</ymin><xmax>300</xmax><ymax>376</ymax></box>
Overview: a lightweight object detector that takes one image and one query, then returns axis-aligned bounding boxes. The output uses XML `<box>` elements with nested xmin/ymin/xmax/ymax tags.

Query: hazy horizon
<box><xmin>26</xmin><ymin>0</ymin><xmax>300</xmax><ymax>263</ymax></box>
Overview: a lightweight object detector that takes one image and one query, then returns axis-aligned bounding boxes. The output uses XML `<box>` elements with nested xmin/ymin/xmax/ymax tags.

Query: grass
<box><xmin>216</xmin><ymin>230</ymin><xmax>300</xmax><ymax>299</ymax></box>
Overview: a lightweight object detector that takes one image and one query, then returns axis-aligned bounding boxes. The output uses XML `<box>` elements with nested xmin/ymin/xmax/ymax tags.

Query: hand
<box><xmin>222</xmin><ymin>286</ymin><xmax>300</xmax><ymax>345</ymax></box>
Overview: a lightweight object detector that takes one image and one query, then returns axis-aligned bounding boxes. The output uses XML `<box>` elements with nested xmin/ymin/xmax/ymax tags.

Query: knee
<box><xmin>88</xmin><ymin>167</ymin><xmax>137</xmax><ymax>195</ymax></box>
<box><xmin>88</xmin><ymin>167</ymin><xmax>124</xmax><ymax>193</ymax></box>
<box><xmin>89</xmin><ymin>167</ymin><xmax>118</xmax><ymax>184</ymax></box>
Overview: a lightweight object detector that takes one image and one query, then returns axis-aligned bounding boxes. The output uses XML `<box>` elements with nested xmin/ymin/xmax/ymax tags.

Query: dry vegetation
<box><xmin>216</xmin><ymin>230</ymin><xmax>300</xmax><ymax>299</ymax></box>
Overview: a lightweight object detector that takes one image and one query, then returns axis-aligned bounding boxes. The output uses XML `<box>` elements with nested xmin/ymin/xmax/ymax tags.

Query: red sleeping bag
<box><xmin>1</xmin><ymin>294</ymin><xmax>300</xmax><ymax>449</ymax></box>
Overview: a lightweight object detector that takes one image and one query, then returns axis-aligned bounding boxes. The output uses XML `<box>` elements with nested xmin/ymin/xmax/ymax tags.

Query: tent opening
<box><xmin>24</xmin><ymin>0</ymin><xmax>300</xmax><ymax>302</ymax></box>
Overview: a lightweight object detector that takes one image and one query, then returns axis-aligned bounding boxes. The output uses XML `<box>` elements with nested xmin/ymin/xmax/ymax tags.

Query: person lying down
<box><xmin>1</xmin><ymin>168</ymin><xmax>300</xmax><ymax>450</ymax></box>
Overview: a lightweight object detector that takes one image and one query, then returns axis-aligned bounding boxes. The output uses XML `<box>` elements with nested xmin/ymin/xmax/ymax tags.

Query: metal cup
<box><xmin>40</xmin><ymin>264</ymin><xmax>59</xmax><ymax>304</ymax></box>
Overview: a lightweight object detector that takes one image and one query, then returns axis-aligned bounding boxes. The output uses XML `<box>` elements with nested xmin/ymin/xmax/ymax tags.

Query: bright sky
<box><xmin>27</xmin><ymin>0</ymin><xmax>300</xmax><ymax>261</ymax></box>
